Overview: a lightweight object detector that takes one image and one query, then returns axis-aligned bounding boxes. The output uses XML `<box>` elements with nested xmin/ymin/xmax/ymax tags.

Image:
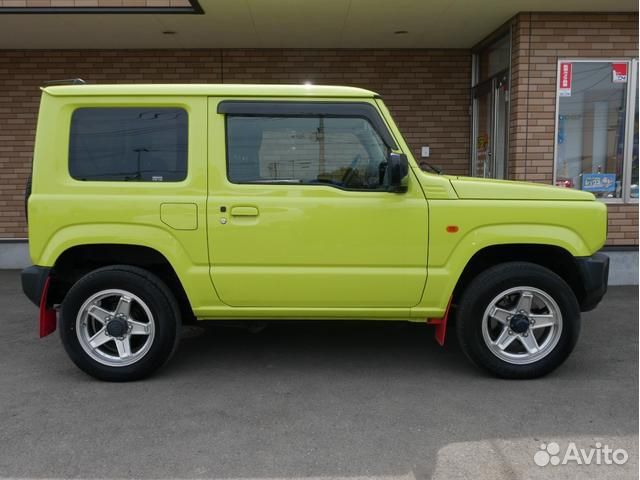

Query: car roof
<box><xmin>42</xmin><ymin>84</ymin><xmax>378</xmax><ymax>98</ymax></box>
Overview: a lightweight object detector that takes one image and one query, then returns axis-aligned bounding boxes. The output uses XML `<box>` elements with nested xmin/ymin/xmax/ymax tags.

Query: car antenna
<box><xmin>42</xmin><ymin>78</ymin><xmax>86</xmax><ymax>86</ymax></box>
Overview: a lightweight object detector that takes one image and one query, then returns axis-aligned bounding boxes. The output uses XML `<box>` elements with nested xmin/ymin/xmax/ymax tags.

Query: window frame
<box><xmin>218</xmin><ymin>101</ymin><xmax>397</xmax><ymax>150</ymax></box>
<box><xmin>552</xmin><ymin>58</ymin><xmax>638</xmax><ymax>204</ymax></box>
<box><xmin>623</xmin><ymin>59</ymin><xmax>639</xmax><ymax>203</ymax></box>
<box><xmin>68</xmin><ymin>106</ymin><xmax>189</xmax><ymax>183</ymax></box>
<box><xmin>221</xmin><ymin>101</ymin><xmax>397</xmax><ymax>192</ymax></box>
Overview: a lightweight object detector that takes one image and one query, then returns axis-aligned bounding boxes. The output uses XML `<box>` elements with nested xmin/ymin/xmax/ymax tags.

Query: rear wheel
<box><xmin>60</xmin><ymin>265</ymin><xmax>180</xmax><ymax>381</ymax></box>
<box><xmin>456</xmin><ymin>262</ymin><xmax>580</xmax><ymax>379</ymax></box>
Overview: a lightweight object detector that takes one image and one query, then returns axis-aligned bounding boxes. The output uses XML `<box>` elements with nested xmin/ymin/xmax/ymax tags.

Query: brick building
<box><xmin>0</xmin><ymin>1</ymin><xmax>638</xmax><ymax>281</ymax></box>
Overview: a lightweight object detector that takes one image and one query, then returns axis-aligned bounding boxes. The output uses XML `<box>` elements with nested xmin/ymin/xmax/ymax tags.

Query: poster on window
<box><xmin>581</xmin><ymin>173</ymin><xmax>617</xmax><ymax>193</ymax></box>
<box><xmin>558</xmin><ymin>62</ymin><xmax>572</xmax><ymax>97</ymax></box>
<box><xmin>612</xmin><ymin>63</ymin><xmax>628</xmax><ymax>83</ymax></box>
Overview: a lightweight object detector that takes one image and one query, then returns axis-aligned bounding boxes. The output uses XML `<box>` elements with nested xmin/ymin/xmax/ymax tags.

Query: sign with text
<box><xmin>581</xmin><ymin>173</ymin><xmax>616</xmax><ymax>193</ymax></box>
<box><xmin>558</xmin><ymin>62</ymin><xmax>572</xmax><ymax>97</ymax></box>
<box><xmin>612</xmin><ymin>63</ymin><xmax>628</xmax><ymax>83</ymax></box>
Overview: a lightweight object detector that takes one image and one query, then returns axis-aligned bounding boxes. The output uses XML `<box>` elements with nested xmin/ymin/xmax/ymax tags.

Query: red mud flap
<box><xmin>429</xmin><ymin>297</ymin><xmax>452</xmax><ymax>346</ymax></box>
<box><xmin>39</xmin><ymin>276</ymin><xmax>57</xmax><ymax>338</ymax></box>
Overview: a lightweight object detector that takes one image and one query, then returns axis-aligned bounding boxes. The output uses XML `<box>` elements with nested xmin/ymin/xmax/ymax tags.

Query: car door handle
<box><xmin>230</xmin><ymin>206</ymin><xmax>259</xmax><ymax>217</ymax></box>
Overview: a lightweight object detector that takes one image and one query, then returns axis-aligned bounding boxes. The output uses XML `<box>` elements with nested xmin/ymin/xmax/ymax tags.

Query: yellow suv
<box><xmin>21</xmin><ymin>84</ymin><xmax>609</xmax><ymax>381</ymax></box>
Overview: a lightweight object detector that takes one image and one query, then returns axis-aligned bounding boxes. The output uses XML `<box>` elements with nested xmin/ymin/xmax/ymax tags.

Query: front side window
<box><xmin>555</xmin><ymin>61</ymin><xmax>631</xmax><ymax>199</ymax></box>
<box><xmin>69</xmin><ymin>107</ymin><xmax>188</xmax><ymax>182</ymax></box>
<box><xmin>226</xmin><ymin>116</ymin><xmax>389</xmax><ymax>190</ymax></box>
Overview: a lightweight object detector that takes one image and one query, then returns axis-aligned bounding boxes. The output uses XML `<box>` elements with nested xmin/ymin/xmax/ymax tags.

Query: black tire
<box><xmin>60</xmin><ymin>265</ymin><xmax>181</xmax><ymax>381</ymax></box>
<box><xmin>456</xmin><ymin>262</ymin><xmax>581</xmax><ymax>379</ymax></box>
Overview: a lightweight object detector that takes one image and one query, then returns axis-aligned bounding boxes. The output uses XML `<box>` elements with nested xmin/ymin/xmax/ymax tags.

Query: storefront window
<box><xmin>555</xmin><ymin>61</ymin><xmax>632</xmax><ymax>199</ymax></box>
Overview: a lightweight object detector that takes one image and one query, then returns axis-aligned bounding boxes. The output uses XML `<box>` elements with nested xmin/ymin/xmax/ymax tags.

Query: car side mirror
<box><xmin>387</xmin><ymin>152</ymin><xmax>409</xmax><ymax>193</ymax></box>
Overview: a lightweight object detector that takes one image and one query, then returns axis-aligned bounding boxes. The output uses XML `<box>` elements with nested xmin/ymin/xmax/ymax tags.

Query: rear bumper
<box><xmin>21</xmin><ymin>265</ymin><xmax>51</xmax><ymax>307</ymax></box>
<box><xmin>575</xmin><ymin>253</ymin><xmax>609</xmax><ymax>312</ymax></box>
<box><xmin>21</xmin><ymin>265</ymin><xmax>57</xmax><ymax>337</ymax></box>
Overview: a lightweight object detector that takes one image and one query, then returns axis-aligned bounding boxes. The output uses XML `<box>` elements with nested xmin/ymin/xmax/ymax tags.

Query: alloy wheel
<box><xmin>481</xmin><ymin>286</ymin><xmax>563</xmax><ymax>365</ymax></box>
<box><xmin>75</xmin><ymin>289</ymin><xmax>155</xmax><ymax>367</ymax></box>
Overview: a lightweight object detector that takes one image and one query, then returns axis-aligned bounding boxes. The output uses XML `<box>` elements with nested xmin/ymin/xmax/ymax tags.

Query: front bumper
<box><xmin>575</xmin><ymin>253</ymin><xmax>609</xmax><ymax>312</ymax></box>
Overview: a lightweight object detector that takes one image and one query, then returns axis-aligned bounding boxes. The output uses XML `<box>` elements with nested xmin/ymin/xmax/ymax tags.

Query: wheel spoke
<box><xmin>129</xmin><ymin>319</ymin><xmax>151</xmax><ymax>335</ymax></box>
<box><xmin>87</xmin><ymin>305</ymin><xmax>111</xmax><ymax>324</ymax></box>
<box><xmin>490</xmin><ymin>307</ymin><xmax>513</xmax><ymax>324</ymax></box>
<box><xmin>493</xmin><ymin>327</ymin><xmax>516</xmax><ymax>350</ymax></box>
<box><xmin>530</xmin><ymin>314</ymin><xmax>556</xmax><ymax>329</ymax></box>
<box><xmin>114</xmin><ymin>296</ymin><xmax>132</xmax><ymax>318</ymax></box>
<box><xmin>115</xmin><ymin>338</ymin><xmax>132</xmax><ymax>358</ymax></box>
<box><xmin>88</xmin><ymin>328</ymin><xmax>112</xmax><ymax>348</ymax></box>
<box><xmin>519</xmin><ymin>333</ymin><xmax>539</xmax><ymax>354</ymax></box>
<box><xmin>516</xmin><ymin>292</ymin><xmax>534</xmax><ymax>314</ymax></box>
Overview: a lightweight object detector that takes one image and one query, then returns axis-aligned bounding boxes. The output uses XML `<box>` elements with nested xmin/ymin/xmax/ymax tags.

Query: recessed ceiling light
<box><xmin>394</xmin><ymin>30</ymin><xmax>409</xmax><ymax>35</ymax></box>
<box><xmin>162</xmin><ymin>30</ymin><xmax>177</xmax><ymax>35</ymax></box>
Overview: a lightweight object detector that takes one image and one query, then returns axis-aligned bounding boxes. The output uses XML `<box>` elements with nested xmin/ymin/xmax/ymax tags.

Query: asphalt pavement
<box><xmin>0</xmin><ymin>270</ymin><xmax>637</xmax><ymax>479</ymax></box>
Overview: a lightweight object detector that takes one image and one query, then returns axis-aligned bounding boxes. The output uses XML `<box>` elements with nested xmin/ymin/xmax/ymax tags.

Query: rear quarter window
<box><xmin>69</xmin><ymin>107</ymin><xmax>188</xmax><ymax>182</ymax></box>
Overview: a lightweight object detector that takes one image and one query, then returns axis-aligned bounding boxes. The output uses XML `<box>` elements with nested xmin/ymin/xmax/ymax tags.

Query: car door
<box><xmin>207</xmin><ymin>98</ymin><xmax>428</xmax><ymax>309</ymax></box>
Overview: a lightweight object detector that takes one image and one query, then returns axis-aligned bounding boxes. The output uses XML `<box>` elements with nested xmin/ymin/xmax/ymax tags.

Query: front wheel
<box><xmin>456</xmin><ymin>262</ymin><xmax>581</xmax><ymax>379</ymax></box>
<box><xmin>60</xmin><ymin>266</ymin><xmax>181</xmax><ymax>381</ymax></box>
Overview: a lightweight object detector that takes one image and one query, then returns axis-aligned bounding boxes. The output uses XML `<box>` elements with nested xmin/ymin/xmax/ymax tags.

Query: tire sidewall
<box><xmin>456</xmin><ymin>262</ymin><xmax>581</xmax><ymax>379</ymax></box>
<box><xmin>60</xmin><ymin>266</ymin><xmax>179</xmax><ymax>381</ymax></box>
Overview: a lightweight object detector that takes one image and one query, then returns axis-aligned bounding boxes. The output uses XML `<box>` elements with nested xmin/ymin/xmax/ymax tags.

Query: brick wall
<box><xmin>221</xmin><ymin>50</ymin><xmax>471</xmax><ymax>173</ymax></box>
<box><xmin>0</xmin><ymin>48</ymin><xmax>471</xmax><ymax>238</ymax></box>
<box><xmin>0</xmin><ymin>50</ymin><xmax>221</xmax><ymax>238</ymax></box>
<box><xmin>2</xmin><ymin>30</ymin><xmax>635</xmax><ymax>246</ymax></box>
<box><xmin>509</xmin><ymin>12</ymin><xmax>639</xmax><ymax>246</ymax></box>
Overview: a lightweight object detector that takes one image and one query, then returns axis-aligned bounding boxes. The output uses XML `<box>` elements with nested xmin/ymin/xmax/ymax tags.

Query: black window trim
<box><xmin>217</xmin><ymin>100</ymin><xmax>398</xmax><ymax>150</ymax></box>
<box><xmin>68</xmin><ymin>106</ymin><xmax>189</xmax><ymax>183</ymax></box>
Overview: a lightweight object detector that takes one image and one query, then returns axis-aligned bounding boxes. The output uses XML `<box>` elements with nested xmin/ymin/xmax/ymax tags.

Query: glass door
<box><xmin>493</xmin><ymin>72</ymin><xmax>509</xmax><ymax>179</ymax></box>
<box><xmin>472</xmin><ymin>70</ymin><xmax>509</xmax><ymax>179</ymax></box>
<box><xmin>472</xmin><ymin>80</ymin><xmax>493</xmax><ymax>177</ymax></box>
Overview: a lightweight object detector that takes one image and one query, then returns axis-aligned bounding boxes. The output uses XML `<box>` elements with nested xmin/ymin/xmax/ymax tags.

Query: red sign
<box><xmin>612</xmin><ymin>63</ymin><xmax>628</xmax><ymax>83</ymax></box>
<box><xmin>558</xmin><ymin>62</ymin><xmax>572</xmax><ymax>97</ymax></box>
